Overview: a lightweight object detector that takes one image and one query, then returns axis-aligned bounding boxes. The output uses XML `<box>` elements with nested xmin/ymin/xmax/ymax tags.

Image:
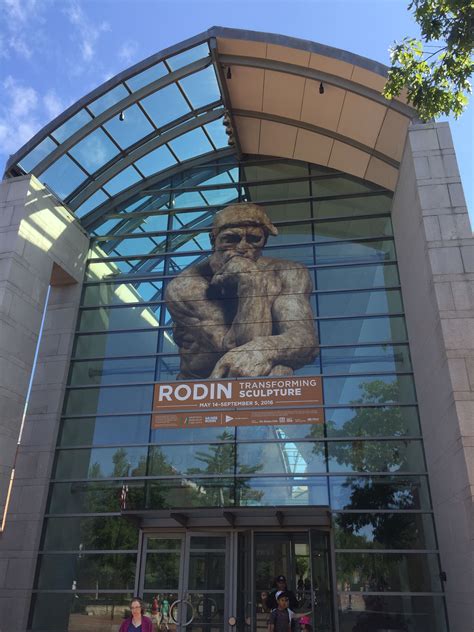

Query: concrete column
<box><xmin>391</xmin><ymin>122</ymin><xmax>473</xmax><ymax>632</ymax></box>
<box><xmin>0</xmin><ymin>175</ymin><xmax>89</xmax><ymax>630</ymax></box>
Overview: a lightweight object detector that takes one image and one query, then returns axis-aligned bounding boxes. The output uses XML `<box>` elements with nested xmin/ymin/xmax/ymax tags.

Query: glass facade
<box><xmin>29</xmin><ymin>157</ymin><xmax>447</xmax><ymax>632</ymax></box>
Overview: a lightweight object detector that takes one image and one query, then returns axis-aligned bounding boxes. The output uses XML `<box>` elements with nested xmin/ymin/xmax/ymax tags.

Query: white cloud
<box><xmin>0</xmin><ymin>77</ymin><xmax>66</xmax><ymax>158</ymax></box>
<box><xmin>0</xmin><ymin>0</ymin><xmax>41</xmax><ymax>58</ymax></box>
<box><xmin>118</xmin><ymin>40</ymin><xmax>138</xmax><ymax>65</ymax></box>
<box><xmin>43</xmin><ymin>90</ymin><xmax>64</xmax><ymax>119</ymax></box>
<box><xmin>64</xmin><ymin>1</ymin><xmax>110</xmax><ymax>64</ymax></box>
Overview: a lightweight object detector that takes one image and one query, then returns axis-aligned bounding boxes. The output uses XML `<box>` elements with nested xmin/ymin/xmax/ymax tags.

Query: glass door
<box><xmin>140</xmin><ymin>533</ymin><xmax>229</xmax><ymax>632</ymax></box>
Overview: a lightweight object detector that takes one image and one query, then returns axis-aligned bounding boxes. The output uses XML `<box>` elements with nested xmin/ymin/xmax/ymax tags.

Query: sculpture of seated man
<box><xmin>165</xmin><ymin>203</ymin><xmax>319</xmax><ymax>379</ymax></box>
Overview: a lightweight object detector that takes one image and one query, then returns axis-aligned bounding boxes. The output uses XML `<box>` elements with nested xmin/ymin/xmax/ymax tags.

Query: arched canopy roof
<box><xmin>4</xmin><ymin>27</ymin><xmax>417</xmax><ymax>231</ymax></box>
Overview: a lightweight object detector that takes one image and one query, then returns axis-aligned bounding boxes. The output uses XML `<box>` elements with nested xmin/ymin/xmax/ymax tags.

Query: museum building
<box><xmin>0</xmin><ymin>26</ymin><xmax>472</xmax><ymax>632</ymax></box>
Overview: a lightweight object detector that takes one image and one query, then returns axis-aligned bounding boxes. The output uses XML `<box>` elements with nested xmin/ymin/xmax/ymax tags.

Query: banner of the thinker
<box><xmin>165</xmin><ymin>203</ymin><xmax>319</xmax><ymax>380</ymax></box>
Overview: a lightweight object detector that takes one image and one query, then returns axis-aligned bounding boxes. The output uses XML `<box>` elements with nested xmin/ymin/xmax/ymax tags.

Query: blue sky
<box><xmin>0</xmin><ymin>0</ymin><xmax>472</xmax><ymax>223</ymax></box>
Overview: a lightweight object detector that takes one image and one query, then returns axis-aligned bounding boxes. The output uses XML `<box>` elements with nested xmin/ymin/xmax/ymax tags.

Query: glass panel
<box><xmin>82</xmin><ymin>280</ymin><xmax>164</xmax><ymax>306</ymax></box>
<box><xmin>151</xmin><ymin>425</ymin><xmax>236</xmax><ymax>444</ymax></box>
<box><xmin>327</xmin><ymin>439</ymin><xmax>425</xmax><ymax>473</ymax></box>
<box><xmin>167</xmin><ymin>43</ymin><xmax>210</xmax><ymax>70</ymax></box>
<box><xmin>310</xmin><ymin>529</ymin><xmax>334</xmax><ymax>632</ymax></box>
<box><xmin>74</xmin><ymin>189</ymin><xmax>109</xmax><ymax>218</ymax></box>
<box><xmin>88</xmin><ymin>84</ymin><xmax>129</xmax><ymax>116</ymax></box>
<box><xmin>188</xmin><ymin>551</ymin><xmax>226</xmax><ymax>589</ymax></box>
<box><xmin>29</xmin><ymin>593</ymin><xmax>134</xmax><ymax>632</ymax></box>
<box><xmin>77</xmin><ymin>305</ymin><xmax>161</xmax><ymax>331</ymax></box>
<box><xmin>168</xmin><ymin>127</ymin><xmax>213</xmax><ymax>161</ymax></box>
<box><xmin>59</xmin><ymin>415</ymin><xmax>150</xmax><ymax>447</ymax></box>
<box><xmin>48</xmin><ymin>480</ymin><xmax>145</xmax><ymax>514</ymax></box>
<box><xmin>319</xmin><ymin>316</ymin><xmax>407</xmax><ymax>344</ymax></box>
<box><xmin>54</xmin><ymin>446</ymin><xmax>148</xmax><ymax>479</ymax></box>
<box><xmin>148</xmin><ymin>443</ymin><xmax>235</xmax><ymax>476</ymax></box>
<box><xmin>242</xmin><ymin>161</ymin><xmax>308</xmax><ymax>181</ymax></box>
<box><xmin>329</xmin><ymin>475</ymin><xmax>431</xmax><ymax>510</ymax></box>
<box><xmin>73</xmin><ymin>330</ymin><xmax>158</xmax><ymax>358</ymax></box>
<box><xmin>69</xmin><ymin>128</ymin><xmax>120</xmax><ymax>173</ymax></box>
<box><xmin>315</xmin><ymin>216</ymin><xmax>392</xmax><ymax>242</ymax></box>
<box><xmin>236</xmin><ymin>476</ymin><xmax>329</xmax><ymax>506</ymax></box>
<box><xmin>324</xmin><ymin>374</ymin><xmax>416</xmax><ymax>406</ymax></box>
<box><xmin>205</xmin><ymin>118</ymin><xmax>230</xmax><ymax>149</ymax></box>
<box><xmin>318</xmin><ymin>289</ymin><xmax>403</xmax><ymax>316</ymax></box>
<box><xmin>179</xmin><ymin>66</ymin><xmax>220</xmax><ymax>108</ymax></box>
<box><xmin>136</xmin><ymin>144</ymin><xmax>177</xmax><ymax>176</ymax></box>
<box><xmin>264</xmin><ymin>201</ymin><xmax>312</xmax><ymax>221</ymax></box>
<box><xmin>41</xmin><ymin>516</ymin><xmax>138</xmax><ymax>550</ymax></box>
<box><xmin>316</xmin><ymin>239</ymin><xmax>395</xmax><ymax>264</ymax></box>
<box><xmin>18</xmin><ymin>136</ymin><xmax>57</xmax><ymax>171</ymax></box>
<box><xmin>247</xmin><ymin>179</ymin><xmax>310</xmax><ymax>202</ymax></box>
<box><xmin>321</xmin><ymin>345</ymin><xmax>412</xmax><ymax>375</ymax></box>
<box><xmin>313</xmin><ymin>193</ymin><xmax>392</xmax><ymax>218</ymax></box>
<box><xmin>325</xmin><ymin>406</ymin><xmax>420</xmax><ymax>437</ymax></box>
<box><xmin>337</xmin><ymin>595</ymin><xmax>448</xmax><ymax>632</ymax></box>
<box><xmin>316</xmin><ymin>263</ymin><xmax>400</xmax><ymax>290</ymax></box>
<box><xmin>334</xmin><ymin>512</ymin><xmax>437</xmax><ymax>549</ymax></box>
<box><xmin>52</xmin><ymin>109</ymin><xmax>93</xmax><ymax>143</ymax></box>
<box><xmin>335</xmin><ymin>551</ymin><xmax>442</xmax><ymax>592</ymax></box>
<box><xmin>104</xmin><ymin>104</ymin><xmax>154</xmax><ymax>148</ymax></box>
<box><xmin>186</xmin><ymin>592</ymin><xmax>225</xmax><ymax>631</ymax></box>
<box><xmin>236</xmin><ymin>442</ymin><xmax>326</xmax><ymax>475</ymax></box>
<box><xmin>69</xmin><ymin>357</ymin><xmax>156</xmax><ymax>386</ymax></box>
<box><xmin>86</xmin><ymin>257</ymin><xmax>165</xmax><ymax>279</ymax></box>
<box><xmin>270</xmin><ymin>221</ymin><xmax>313</xmax><ymax>246</ymax></box>
<box><xmin>146</xmin><ymin>478</ymin><xmax>236</xmax><ymax>508</ymax></box>
<box><xmin>103</xmin><ymin>165</ymin><xmax>142</xmax><ymax>195</ymax></box>
<box><xmin>63</xmin><ymin>385</ymin><xmax>153</xmax><ymax>416</ymax></box>
<box><xmin>236</xmin><ymin>423</ymin><xmax>324</xmax><ymax>441</ymax></box>
<box><xmin>126</xmin><ymin>61</ymin><xmax>168</xmax><ymax>91</ymax></box>
<box><xmin>36</xmin><ymin>552</ymin><xmax>136</xmax><ymax>590</ymax></box>
<box><xmin>141</xmin><ymin>83</ymin><xmax>191</xmax><ymax>127</ymax></box>
<box><xmin>39</xmin><ymin>155</ymin><xmax>87</xmax><ymax>198</ymax></box>
<box><xmin>314</xmin><ymin>177</ymin><xmax>375</xmax><ymax>198</ymax></box>
<box><xmin>145</xmin><ymin>551</ymin><xmax>181</xmax><ymax>589</ymax></box>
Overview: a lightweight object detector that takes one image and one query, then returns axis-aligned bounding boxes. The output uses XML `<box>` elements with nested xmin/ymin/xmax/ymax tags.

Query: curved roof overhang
<box><xmin>3</xmin><ymin>26</ymin><xmax>418</xmax><ymax>231</ymax></box>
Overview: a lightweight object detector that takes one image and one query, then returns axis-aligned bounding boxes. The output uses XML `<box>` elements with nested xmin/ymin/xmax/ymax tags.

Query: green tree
<box><xmin>384</xmin><ymin>0</ymin><xmax>474</xmax><ymax>119</ymax></box>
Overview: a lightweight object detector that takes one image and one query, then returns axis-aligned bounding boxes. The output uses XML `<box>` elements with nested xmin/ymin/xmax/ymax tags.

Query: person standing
<box><xmin>268</xmin><ymin>592</ymin><xmax>293</xmax><ymax>632</ymax></box>
<box><xmin>267</xmin><ymin>576</ymin><xmax>299</xmax><ymax>611</ymax></box>
<box><xmin>119</xmin><ymin>598</ymin><xmax>154</xmax><ymax>632</ymax></box>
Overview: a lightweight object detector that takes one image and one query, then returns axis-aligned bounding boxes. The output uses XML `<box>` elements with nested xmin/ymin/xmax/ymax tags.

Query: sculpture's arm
<box><xmin>165</xmin><ymin>274</ymin><xmax>228</xmax><ymax>352</ymax></box>
<box><xmin>210</xmin><ymin>264</ymin><xmax>318</xmax><ymax>378</ymax></box>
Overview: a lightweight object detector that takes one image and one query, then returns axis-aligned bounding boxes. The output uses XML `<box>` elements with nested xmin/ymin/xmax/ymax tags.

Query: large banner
<box><xmin>152</xmin><ymin>375</ymin><xmax>324</xmax><ymax>429</ymax></box>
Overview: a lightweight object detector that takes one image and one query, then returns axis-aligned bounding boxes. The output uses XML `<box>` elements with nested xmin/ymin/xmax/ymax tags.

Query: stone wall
<box><xmin>0</xmin><ymin>176</ymin><xmax>89</xmax><ymax>630</ymax></box>
<box><xmin>392</xmin><ymin>122</ymin><xmax>473</xmax><ymax>632</ymax></box>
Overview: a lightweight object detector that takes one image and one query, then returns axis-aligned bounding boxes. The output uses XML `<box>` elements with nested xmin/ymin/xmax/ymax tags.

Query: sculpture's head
<box><xmin>210</xmin><ymin>203</ymin><xmax>278</xmax><ymax>266</ymax></box>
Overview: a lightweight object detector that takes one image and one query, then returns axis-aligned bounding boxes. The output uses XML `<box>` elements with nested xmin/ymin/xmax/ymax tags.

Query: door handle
<box><xmin>170</xmin><ymin>599</ymin><xmax>195</xmax><ymax>626</ymax></box>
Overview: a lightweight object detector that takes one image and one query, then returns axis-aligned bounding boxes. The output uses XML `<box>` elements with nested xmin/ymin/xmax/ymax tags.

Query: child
<box><xmin>268</xmin><ymin>592</ymin><xmax>293</xmax><ymax>632</ymax></box>
<box><xmin>299</xmin><ymin>615</ymin><xmax>312</xmax><ymax>632</ymax></box>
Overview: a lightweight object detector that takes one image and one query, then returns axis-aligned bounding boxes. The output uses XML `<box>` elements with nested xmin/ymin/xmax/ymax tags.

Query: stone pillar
<box><xmin>391</xmin><ymin>122</ymin><xmax>473</xmax><ymax>632</ymax></box>
<box><xmin>0</xmin><ymin>175</ymin><xmax>89</xmax><ymax>630</ymax></box>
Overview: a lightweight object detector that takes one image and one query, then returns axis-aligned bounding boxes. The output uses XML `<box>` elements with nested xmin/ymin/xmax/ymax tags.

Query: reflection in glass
<box><xmin>36</xmin><ymin>552</ymin><xmax>136</xmax><ymax>589</ymax></box>
<box><xmin>327</xmin><ymin>439</ymin><xmax>425</xmax><ymax>473</ymax></box>
<box><xmin>30</xmin><ymin>593</ymin><xmax>135</xmax><ymax>632</ymax></box>
<box><xmin>318</xmin><ymin>288</ymin><xmax>403</xmax><ymax>317</ymax></box>
<box><xmin>335</xmin><ymin>551</ymin><xmax>442</xmax><ymax>592</ymax></box>
<box><xmin>334</xmin><ymin>511</ymin><xmax>436</xmax><ymax>549</ymax></box>
<box><xmin>317</xmin><ymin>263</ymin><xmax>399</xmax><ymax>290</ymax></box>
<box><xmin>337</xmin><ymin>595</ymin><xmax>448</xmax><ymax>632</ymax></box>
<box><xmin>59</xmin><ymin>415</ymin><xmax>150</xmax><ymax>447</ymax></box>
<box><xmin>41</xmin><ymin>515</ymin><xmax>139</xmax><ymax>551</ymax></box>
<box><xmin>39</xmin><ymin>154</ymin><xmax>87</xmax><ymax>198</ymax></box>
<box><xmin>329</xmin><ymin>475</ymin><xmax>431</xmax><ymax>510</ymax></box>
<box><xmin>324</xmin><ymin>406</ymin><xmax>420</xmax><ymax>437</ymax></box>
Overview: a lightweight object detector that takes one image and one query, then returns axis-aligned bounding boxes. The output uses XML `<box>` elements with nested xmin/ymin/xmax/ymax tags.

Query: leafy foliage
<box><xmin>384</xmin><ymin>0</ymin><xmax>474</xmax><ymax>119</ymax></box>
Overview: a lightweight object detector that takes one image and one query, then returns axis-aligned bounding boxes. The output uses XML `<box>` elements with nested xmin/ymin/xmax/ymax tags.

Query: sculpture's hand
<box><xmin>210</xmin><ymin>256</ymin><xmax>258</xmax><ymax>290</ymax></box>
<box><xmin>210</xmin><ymin>342</ymin><xmax>276</xmax><ymax>378</ymax></box>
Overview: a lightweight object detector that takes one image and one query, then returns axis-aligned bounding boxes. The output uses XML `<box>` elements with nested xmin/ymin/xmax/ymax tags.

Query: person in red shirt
<box><xmin>119</xmin><ymin>597</ymin><xmax>154</xmax><ymax>632</ymax></box>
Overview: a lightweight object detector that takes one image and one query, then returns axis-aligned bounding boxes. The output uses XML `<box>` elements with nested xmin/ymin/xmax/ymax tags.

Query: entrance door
<box><xmin>140</xmin><ymin>533</ymin><xmax>229</xmax><ymax>632</ymax></box>
<box><xmin>252</xmin><ymin>531</ymin><xmax>334</xmax><ymax>632</ymax></box>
